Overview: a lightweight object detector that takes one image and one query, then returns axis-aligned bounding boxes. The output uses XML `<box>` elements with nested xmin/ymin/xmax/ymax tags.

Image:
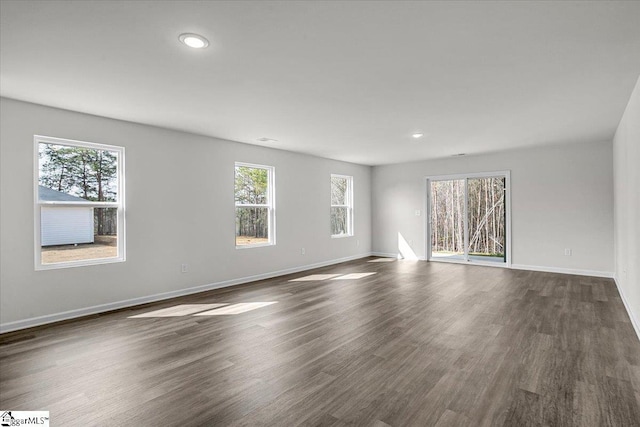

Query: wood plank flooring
<box><xmin>1</xmin><ymin>258</ymin><xmax>639</xmax><ymax>426</ymax></box>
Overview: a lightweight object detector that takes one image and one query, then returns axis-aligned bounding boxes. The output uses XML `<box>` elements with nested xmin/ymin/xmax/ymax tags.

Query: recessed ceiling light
<box><xmin>257</xmin><ymin>137</ymin><xmax>278</xmax><ymax>143</ymax></box>
<box><xmin>179</xmin><ymin>33</ymin><xmax>209</xmax><ymax>49</ymax></box>
<box><xmin>411</xmin><ymin>133</ymin><xmax>424</xmax><ymax>139</ymax></box>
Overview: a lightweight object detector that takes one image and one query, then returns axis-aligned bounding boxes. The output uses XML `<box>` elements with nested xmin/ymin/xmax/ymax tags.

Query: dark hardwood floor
<box><xmin>1</xmin><ymin>258</ymin><xmax>639</xmax><ymax>426</ymax></box>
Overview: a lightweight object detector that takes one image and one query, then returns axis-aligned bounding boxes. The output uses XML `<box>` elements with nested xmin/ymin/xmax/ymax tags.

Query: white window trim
<box><xmin>424</xmin><ymin>170</ymin><xmax>511</xmax><ymax>268</ymax></box>
<box><xmin>235</xmin><ymin>162</ymin><xmax>276</xmax><ymax>249</ymax></box>
<box><xmin>331</xmin><ymin>174</ymin><xmax>354</xmax><ymax>238</ymax></box>
<box><xmin>34</xmin><ymin>135</ymin><xmax>126</xmax><ymax>270</ymax></box>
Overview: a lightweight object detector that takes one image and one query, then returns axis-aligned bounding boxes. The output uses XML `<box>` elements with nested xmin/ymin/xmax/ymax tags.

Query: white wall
<box><xmin>372</xmin><ymin>141</ymin><xmax>614</xmax><ymax>275</ymax></box>
<box><xmin>0</xmin><ymin>98</ymin><xmax>372</xmax><ymax>329</ymax></box>
<box><xmin>613</xmin><ymin>76</ymin><xmax>640</xmax><ymax>337</ymax></box>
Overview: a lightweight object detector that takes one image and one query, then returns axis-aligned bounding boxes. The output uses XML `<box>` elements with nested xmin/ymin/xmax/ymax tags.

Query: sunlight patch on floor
<box><xmin>290</xmin><ymin>274</ymin><xmax>342</xmax><ymax>281</ymax></box>
<box><xmin>129</xmin><ymin>302</ymin><xmax>278</xmax><ymax>318</ymax></box>
<box><xmin>128</xmin><ymin>304</ymin><xmax>227</xmax><ymax>318</ymax></box>
<box><xmin>289</xmin><ymin>272</ymin><xmax>377</xmax><ymax>282</ymax></box>
<box><xmin>331</xmin><ymin>273</ymin><xmax>377</xmax><ymax>280</ymax></box>
<box><xmin>194</xmin><ymin>302</ymin><xmax>278</xmax><ymax>315</ymax></box>
<box><xmin>368</xmin><ymin>258</ymin><xmax>396</xmax><ymax>263</ymax></box>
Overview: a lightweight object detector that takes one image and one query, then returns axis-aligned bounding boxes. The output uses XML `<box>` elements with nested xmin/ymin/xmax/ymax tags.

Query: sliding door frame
<box><xmin>425</xmin><ymin>170</ymin><xmax>511</xmax><ymax>268</ymax></box>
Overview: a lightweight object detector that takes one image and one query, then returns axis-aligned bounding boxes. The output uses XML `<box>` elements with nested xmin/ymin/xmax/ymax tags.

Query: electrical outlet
<box><xmin>564</xmin><ymin>248</ymin><xmax>572</xmax><ymax>256</ymax></box>
<box><xmin>415</xmin><ymin>210</ymin><xmax>421</xmax><ymax>216</ymax></box>
<box><xmin>181</xmin><ymin>263</ymin><xmax>189</xmax><ymax>273</ymax></box>
<box><xmin>301</xmin><ymin>247</ymin><xmax>305</xmax><ymax>255</ymax></box>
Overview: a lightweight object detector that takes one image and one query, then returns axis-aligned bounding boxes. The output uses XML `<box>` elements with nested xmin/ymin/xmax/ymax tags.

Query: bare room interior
<box><xmin>1</xmin><ymin>1</ymin><xmax>639</xmax><ymax>426</ymax></box>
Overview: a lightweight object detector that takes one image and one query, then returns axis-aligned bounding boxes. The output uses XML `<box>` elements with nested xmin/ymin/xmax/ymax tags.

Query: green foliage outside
<box><xmin>39</xmin><ymin>144</ymin><xmax>118</xmax><ymax>202</ymax></box>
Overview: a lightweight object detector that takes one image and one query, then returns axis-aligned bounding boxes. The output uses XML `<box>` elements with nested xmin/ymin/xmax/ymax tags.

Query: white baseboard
<box><xmin>370</xmin><ymin>251</ymin><xmax>399</xmax><ymax>258</ymax></box>
<box><xmin>0</xmin><ymin>252</ymin><xmax>373</xmax><ymax>334</ymax></box>
<box><xmin>511</xmin><ymin>264</ymin><xmax>614</xmax><ymax>278</ymax></box>
<box><xmin>613</xmin><ymin>275</ymin><xmax>640</xmax><ymax>342</ymax></box>
<box><xmin>371</xmin><ymin>252</ymin><xmax>424</xmax><ymax>261</ymax></box>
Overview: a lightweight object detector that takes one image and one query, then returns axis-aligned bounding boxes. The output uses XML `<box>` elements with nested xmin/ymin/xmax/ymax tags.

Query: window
<box><xmin>235</xmin><ymin>163</ymin><xmax>275</xmax><ymax>247</ymax></box>
<box><xmin>331</xmin><ymin>174</ymin><xmax>353</xmax><ymax>237</ymax></box>
<box><xmin>35</xmin><ymin>135</ymin><xmax>125</xmax><ymax>269</ymax></box>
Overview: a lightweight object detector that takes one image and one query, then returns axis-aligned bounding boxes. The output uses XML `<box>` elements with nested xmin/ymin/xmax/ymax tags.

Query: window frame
<box><xmin>234</xmin><ymin>162</ymin><xmax>276</xmax><ymax>249</ymax></box>
<box><xmin>34</xmin><ymin>135</ymin><xmax>126</xmax><ymax>270</ymax></box>
<box><xmin>330</xmin><ymin>174</ymin><xmax>354</xmax><ymax>238</ymax></box>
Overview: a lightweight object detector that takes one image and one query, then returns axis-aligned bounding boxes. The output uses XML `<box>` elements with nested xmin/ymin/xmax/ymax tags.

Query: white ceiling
<box><xmin>1</xmin><ymin>1</ymin><xmax>639</xmax><ymax>165</ymax></box>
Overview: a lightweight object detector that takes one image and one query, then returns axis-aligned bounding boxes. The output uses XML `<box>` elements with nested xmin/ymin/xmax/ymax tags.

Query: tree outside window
<box><xmin>35</xmin><ymin>136</ymin><xmax>124</xmax><ymax>269</ymax></box>
<box><xmin>331</xmin><ymin>174</ymin><xmax>353</xmax><ymax>237</ymax></box>
<box><xmin>235</xmin><ymin>163</ymin><xmax>275</xmax><ymax>247</ymax></box>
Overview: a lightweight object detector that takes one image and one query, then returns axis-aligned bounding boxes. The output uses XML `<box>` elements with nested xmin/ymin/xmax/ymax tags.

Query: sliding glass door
<box><xmin>428</xmin><ymin>172</ymin><xmax>510</xmax><ymax>266</ymax></box>
<box><xmin>430</xmin><ymin>179</ymin><xmax>466</xmax><ymax>261</ymax></box>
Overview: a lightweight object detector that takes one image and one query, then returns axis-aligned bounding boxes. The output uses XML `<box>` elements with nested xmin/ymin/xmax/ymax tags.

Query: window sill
<box><xmin>235</xmin><ymin>242</ymin><xmax>275</xmax><ymax>249</ymax></box>
<box><xmin>36</xmin><ymin>256</ymin><xmax>125</xmax><ymax>271</ymax></box>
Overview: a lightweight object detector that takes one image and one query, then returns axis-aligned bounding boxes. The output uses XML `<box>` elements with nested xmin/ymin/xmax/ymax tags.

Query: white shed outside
<box><xmin>39</xmin><ymin>186</ymin><xmax>94</xmax><ymax>246</ymax></box>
